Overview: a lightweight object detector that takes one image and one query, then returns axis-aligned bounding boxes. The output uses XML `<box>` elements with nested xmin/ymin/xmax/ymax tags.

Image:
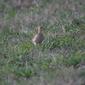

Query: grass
<box><xmin>0</xmin><ymin>0</ymin><xmax>85</xmax><ymax>85</ymax></box>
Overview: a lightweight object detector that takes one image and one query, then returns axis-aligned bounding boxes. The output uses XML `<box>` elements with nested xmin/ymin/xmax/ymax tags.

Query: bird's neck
<box><xmin>38</xmin><ymin>31</ymin><xmax>42</xmax><ymax>34</ymax></box>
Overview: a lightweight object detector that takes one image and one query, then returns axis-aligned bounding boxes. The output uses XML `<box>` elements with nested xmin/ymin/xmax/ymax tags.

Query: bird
<box><xmin>32</xmin><ymin>26</ymin><xmax>44</xmax><ymax>45</ymax></box>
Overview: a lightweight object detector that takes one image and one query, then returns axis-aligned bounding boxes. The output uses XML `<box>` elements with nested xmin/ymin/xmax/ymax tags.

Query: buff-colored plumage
<box><xmin>32</xmin><ymin>26</ymin><xmax>44</xmax><ymax>45</ymax></box>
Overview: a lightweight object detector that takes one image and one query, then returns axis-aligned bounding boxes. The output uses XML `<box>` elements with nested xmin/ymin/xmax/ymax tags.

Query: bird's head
<box><xmin>37</xmin><ymin>26</ymin><xmax>43</xmax><ymax>33</ymax></box>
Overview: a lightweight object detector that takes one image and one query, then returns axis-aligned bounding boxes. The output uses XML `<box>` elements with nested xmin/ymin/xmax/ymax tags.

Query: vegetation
<box><xmin>0</xmin><ymin>0</ymin><xmax>85</xmax><ymax>85</ymax></box>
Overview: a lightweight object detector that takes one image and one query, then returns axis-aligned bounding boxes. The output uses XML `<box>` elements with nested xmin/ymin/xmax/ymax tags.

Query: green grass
<box><xmin>0</xmin><ymin>0</ymin><xmax>85</xmax><ymax>85</ymax></box>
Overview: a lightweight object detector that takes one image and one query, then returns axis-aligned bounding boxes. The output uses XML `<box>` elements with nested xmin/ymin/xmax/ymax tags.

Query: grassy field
<box><xmin>0</xmin><ymin>0</ymin><xmax>85</xmax><ymax>85</ymax></box>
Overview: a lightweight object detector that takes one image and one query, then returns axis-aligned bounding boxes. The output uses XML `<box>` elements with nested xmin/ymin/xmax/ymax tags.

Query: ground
<box><xmin>0</xmin><ymin>0</ymin><xmax>85</xmax><ymax>85</ymax></box>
